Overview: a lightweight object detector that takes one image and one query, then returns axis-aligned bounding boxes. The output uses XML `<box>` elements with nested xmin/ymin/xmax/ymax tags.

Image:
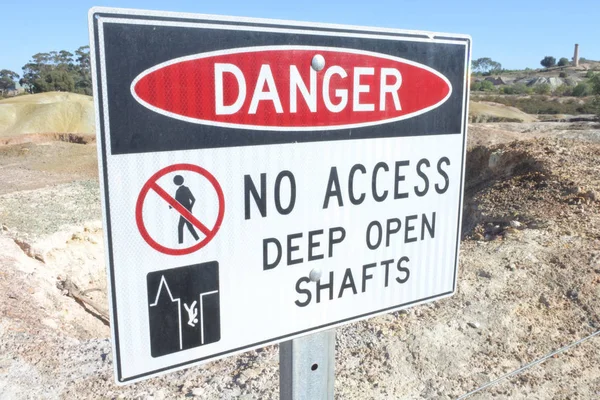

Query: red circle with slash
<box><xmin>135</xmin><ymin>164</ymin><xmax>225</xmax><ymax>255</ymax></box>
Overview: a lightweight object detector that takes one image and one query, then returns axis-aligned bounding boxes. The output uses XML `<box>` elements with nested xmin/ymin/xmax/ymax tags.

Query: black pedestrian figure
<box><xmin>170</xmin><ymin>175</ymin><xmax>200</xmax><ymax>244</ymax></box>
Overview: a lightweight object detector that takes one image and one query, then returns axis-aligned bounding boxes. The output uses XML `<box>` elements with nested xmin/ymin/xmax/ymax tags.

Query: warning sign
<box><xmin>91</xmin><ymin>7</ymin><xmax>471</xmax><ymax>384</ymax></box>
<box><xmin>135</xmin><ymin>164</ymin><xmax>225</xmax><ymax>255</ymax></box>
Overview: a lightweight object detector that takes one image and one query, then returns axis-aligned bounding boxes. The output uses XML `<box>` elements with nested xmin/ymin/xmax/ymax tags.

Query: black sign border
<box><xmin>90</xmin><ymin>7</ymin><xmax>471</xmax><ymax>384</ymax></box>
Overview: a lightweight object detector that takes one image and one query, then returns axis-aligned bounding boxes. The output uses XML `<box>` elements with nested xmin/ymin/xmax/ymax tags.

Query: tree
<box><xmin>0</xmin><ymin>69</ymin><xmax>20</xmax><ymax>95</ymax></box>
<box><xmin>540</xmin><ymin>56</ymin><xmax>556</xmax><ymax>68</ymax></box>
<box><xmin>73</xmin><ymin>46</ymin><xmax>92</xmax><ymax>95</ymax></box>
<box><xmin>75</xmin><ymin>46</ymin><xmax>90</xmax><ymax>71</ymax></box>
<box><xmin>20</xmin><ymin>52</ymin><xmax>53</xmax><ymax>93</ymax></box>
<box><xmin>557</xmin><ymin>57</ymin><xmax>569</xmax><ymax>67</ymax></box>
<box><xmin>472</xmin><ymin>57</ymin><xmax>502</xmax><ymax>75</ymax></box>
<box><xmin>53</xmin><ymin>50</ymin><xmax>75</xmax><ymax>72</ymax></box>
<box><xmin>38</xmin><ymin>69</ymin><xmax>75</xmax><ymax>92</ymax></box>
<box><xmin>19</xmin><ymin>46</ymin><xmax>92</xmax><ymax>95</ymax></box>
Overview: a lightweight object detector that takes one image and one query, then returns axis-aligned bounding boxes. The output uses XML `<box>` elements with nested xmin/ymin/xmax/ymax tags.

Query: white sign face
<box><xmin>90</xmin><ymin>7</ymin><xmax>471</xmax><ymax>384</ymax></box>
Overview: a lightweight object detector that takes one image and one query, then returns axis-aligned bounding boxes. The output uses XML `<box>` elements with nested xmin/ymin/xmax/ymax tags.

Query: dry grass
<box><xmin>0</xmin><ymin>92</ymin><xmax>95</xmax><ymax>137</ymax></box>
<box><xmin>469</xmin><ymin>100</ymin><xmax>538</xmax><ymax>123</ymax></box>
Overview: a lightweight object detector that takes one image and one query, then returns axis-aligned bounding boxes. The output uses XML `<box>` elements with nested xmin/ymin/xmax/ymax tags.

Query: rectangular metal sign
<box><xmin>90</xmin><ymin>7</ymin><xmax>471</xmax><ymax>383</ymax></box>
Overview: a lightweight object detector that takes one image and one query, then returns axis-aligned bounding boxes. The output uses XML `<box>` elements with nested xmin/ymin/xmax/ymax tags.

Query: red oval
<box><xmin>131</xmin><ymin>46</ymin><xmax>452</xmax><ymax>130</ymax></box>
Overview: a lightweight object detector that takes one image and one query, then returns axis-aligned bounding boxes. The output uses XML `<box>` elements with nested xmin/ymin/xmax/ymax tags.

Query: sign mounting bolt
<box><xmin>311</xmin><ymin>54</ymin><xmax>325</xmax><ymax>71</ymax></box>
<box><xmin>309</xmin><ymin>268</ymin><xmax>322</xmax><ymax>282</ymax></box>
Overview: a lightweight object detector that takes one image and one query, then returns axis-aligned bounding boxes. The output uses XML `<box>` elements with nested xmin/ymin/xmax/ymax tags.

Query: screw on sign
<box><xmin>135</xmin><ymin>164</ymin><xmax>225</xmax><ymax>255</ymax></box>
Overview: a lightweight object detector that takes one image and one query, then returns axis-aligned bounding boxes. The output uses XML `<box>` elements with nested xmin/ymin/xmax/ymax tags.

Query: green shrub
<box><xmin>572</xmin><ymin>82</ymin><xmax>591</xmax><ymax>97</ymax></box>
<box><xmin>475</xmin><ymin>95</ymin><xmax>597</xmax><ymax>115</ymax></box>
<box><xmin>501</xmin><ymin>83</ymin><xmax>531</xmax><ymax>95</ymax></box>
<box><xmin>553</xmin><ymin>84</ymin><xmax>572</xmax><ymax>96</ymax></box>
<box><xmin>557</xmin><ymin>57</ymin><xmax>570</xmax><ymax>67</ymax></box>
<box><xmin>591</xmin><ymin>74</ymin><xmax>600</xmax><ymax>95</ymax></box>
<box><xmin>481</xmin><ymin>80</ymin><xmax>495</xmax><ymax>91</ymax></box>
<box><xmin>534</xmin><ymin>84</ymin><xmax>551</xmax><ymax>95</ymax></box>
<box><xmin>591</xmin><ymin>75</ymin><xmax>600</xmax><ymax>115</ymax></box>
<box><xmin>559</xmin><ymin>72</ymin><xmax>567</xmax><ymax>78</ymax></box>
<box><xmin>586</xmin><ymin>70</ymin><xmax>597</xmax><ymax>79</ymax></box>
<box><xmin>471</xmin><ymin>80</ymin><xmax>495</xmax><ymax>92</ymax></box>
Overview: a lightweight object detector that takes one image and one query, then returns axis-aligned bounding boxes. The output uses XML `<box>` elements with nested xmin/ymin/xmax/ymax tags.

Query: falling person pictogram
<box><xmin>147</xmin><ymin>262</ymin><xmax>221</xmax><ymax>357</ymax></box>
<box><xmin>169</xmin><ymin>175</ymin><xmax>201</xmax><ymax>244</ymax></box>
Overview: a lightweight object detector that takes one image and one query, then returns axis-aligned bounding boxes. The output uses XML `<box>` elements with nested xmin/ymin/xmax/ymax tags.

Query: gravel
<box><xmin>2</xmin><ymin>125</ymin><xmax>600</xmax><ymax>398</ymax></box>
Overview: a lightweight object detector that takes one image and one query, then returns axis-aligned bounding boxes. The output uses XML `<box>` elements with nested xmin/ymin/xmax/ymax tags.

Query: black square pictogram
<box><xmin>147</xmin><ymin>262</ymin><xmax>220</xmax><ymax>357</ymax></box>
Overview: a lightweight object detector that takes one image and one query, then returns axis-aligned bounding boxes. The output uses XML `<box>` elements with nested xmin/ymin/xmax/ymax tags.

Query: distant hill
<box><xmin>473</xmin><ymin>61</ymin><xmax>600</xmax><ymax>90</ymax></box>
<box><xmin>469</xmin><ymin>101</ymin><xmax>538</xmax><ymax>123</ymax></box>
<box><xmin>0</xmin><ymin>92</ymin><xmax>95</xmax><ymax>138</ymax></box>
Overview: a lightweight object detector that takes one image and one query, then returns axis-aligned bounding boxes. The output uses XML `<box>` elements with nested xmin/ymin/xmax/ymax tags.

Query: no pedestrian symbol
<box><xmin>135</xmin><ymin>164</ymin><xmax>225</xmax><ymax>256</ymax></box>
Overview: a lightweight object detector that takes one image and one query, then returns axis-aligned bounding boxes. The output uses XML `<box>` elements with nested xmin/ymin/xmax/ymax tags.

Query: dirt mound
<box><xmin>0</xmin><ymin>92</ymin><xmax>95</xmax><ymax>137</ymax></box>
<box><xmin>463</xmin><ymin>137</ymin><xmax>600</xmax><ymax>240</ymax></box>
<box><xmin>469</xmin><ymin>101</ymin><xmax>538</xmax><ymax>123</ymax></box>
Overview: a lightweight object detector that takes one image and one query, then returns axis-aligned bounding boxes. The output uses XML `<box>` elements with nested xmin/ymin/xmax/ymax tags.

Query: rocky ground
<box><xmin>1</xmin><ymin>120</ymin><xmax>600</xmax><ymax>399</ymax></box>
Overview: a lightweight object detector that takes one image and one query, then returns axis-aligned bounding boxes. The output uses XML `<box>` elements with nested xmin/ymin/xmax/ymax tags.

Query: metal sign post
<box><xmin>280</xmin><ymin>330</ymin><xmax>336</xmax><ymax>400</ymax></box>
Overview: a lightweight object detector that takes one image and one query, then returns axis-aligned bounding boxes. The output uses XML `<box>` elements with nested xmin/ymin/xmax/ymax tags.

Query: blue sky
<box><xmin>1</xmin><ymin>0</ymin><xmax>598</xmax><ymax>76</ymax></box>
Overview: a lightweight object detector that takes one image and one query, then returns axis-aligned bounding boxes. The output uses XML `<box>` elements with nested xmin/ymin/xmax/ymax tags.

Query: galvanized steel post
<box><xmin>279</xmin><ymin>330</ymin><xmax>336</xmax><ymax>400</ymax></box>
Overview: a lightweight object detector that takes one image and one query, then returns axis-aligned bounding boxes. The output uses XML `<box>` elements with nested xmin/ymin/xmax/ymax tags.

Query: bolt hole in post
<box><xmin>280</xmin><ymin>330</ymin><xmax>335</xmax><ymax>399</ymax></box>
